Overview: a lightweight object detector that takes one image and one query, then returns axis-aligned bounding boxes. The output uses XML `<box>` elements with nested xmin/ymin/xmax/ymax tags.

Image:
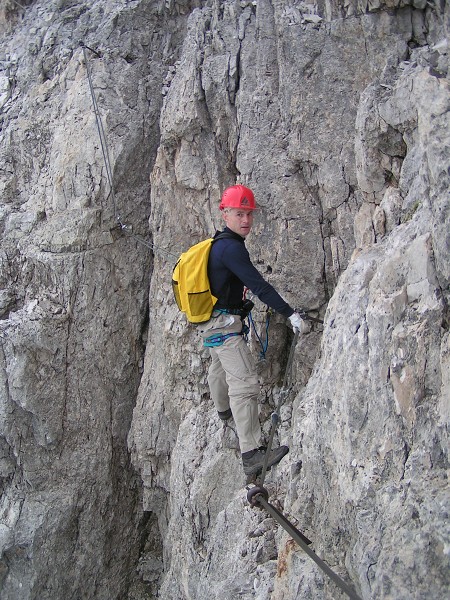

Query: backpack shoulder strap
<box><xmin>212</xmin><ymin>231</ymin><xmax>241</xmax><ymax>243</ymax></box>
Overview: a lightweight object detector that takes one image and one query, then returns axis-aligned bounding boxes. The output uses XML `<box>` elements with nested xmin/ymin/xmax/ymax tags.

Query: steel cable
<box><xmin>247</xmin><ymin>487</ymin><xmax>362</xmax><ymax>600</ymax></box>
<box><xmin>82</xmin><ymin>43</ymin><xmax>179</xmax><ymax>262</ymax></box>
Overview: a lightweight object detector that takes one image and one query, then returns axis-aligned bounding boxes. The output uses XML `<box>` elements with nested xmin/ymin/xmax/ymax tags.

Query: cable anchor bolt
<box><xmin>246</xmin><ymin>485</ymin><xmax>269</xmax><ymax>507</ymax></box>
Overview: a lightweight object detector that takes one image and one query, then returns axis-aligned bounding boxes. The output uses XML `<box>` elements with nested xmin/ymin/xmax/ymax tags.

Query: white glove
<box><xmin>289</xmin><ymin>312</ymin><xmax>309</xmax><ymax>334</ymax></box>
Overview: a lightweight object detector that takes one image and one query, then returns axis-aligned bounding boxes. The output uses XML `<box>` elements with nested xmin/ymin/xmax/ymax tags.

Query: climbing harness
<box><xmin>203</xmin><ymin>299</ymin><xmax>255</xmax><ymax>348</ymax></box>
<box><xmin>247</xmin><ymin>486</ymin><xmax>362</xmax><ymax>600</ymax></box>
<box><xmin>203</xmin><ymin>329</ymin><xmax>247</xmax><ymax>348</ymax></box>
<box><xmin>203</xmin><ymin>299</ymin><xmax>256</xmax><ymax>347</ymax></box>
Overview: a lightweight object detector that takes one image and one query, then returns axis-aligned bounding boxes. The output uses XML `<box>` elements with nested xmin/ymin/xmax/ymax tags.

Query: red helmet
<box><xmin>219</xmin><ymin>185</ymin><xmax>257</xmax><ymax>211</ymax></box>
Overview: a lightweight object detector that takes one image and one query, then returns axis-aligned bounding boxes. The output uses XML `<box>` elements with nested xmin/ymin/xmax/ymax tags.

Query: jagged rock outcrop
<box><xmin>0</xmin><ymin>0</ymin><xmax>448</xmax><ymax>599</ymax></box>
<box><xmin>0</xmin><ymin>1</ymin><xmax>170</xmax><ymax>597</ymax></box>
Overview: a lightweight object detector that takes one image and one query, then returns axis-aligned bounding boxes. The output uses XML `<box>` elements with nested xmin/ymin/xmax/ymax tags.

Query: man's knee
<box><xmin>231</xmin><ymin>380</ymin><xmax>260</xmax><ymax>402</ymax></box>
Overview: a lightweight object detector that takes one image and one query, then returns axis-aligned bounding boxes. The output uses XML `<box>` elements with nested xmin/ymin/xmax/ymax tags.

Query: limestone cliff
<box><xmin>0</xmin><ymin>1</ymin><xmax>448</xmax><ymax>599</ymax></box>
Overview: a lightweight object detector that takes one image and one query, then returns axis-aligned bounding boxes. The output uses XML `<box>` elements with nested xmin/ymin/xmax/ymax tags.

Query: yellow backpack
<box><xmin>172</xmin><ymin>233</ymin><xmax>233</xmax><ymax>323</ymax></box>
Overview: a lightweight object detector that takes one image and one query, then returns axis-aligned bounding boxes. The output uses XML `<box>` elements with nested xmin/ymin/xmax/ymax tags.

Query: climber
<box><xmin>198</xmin><ymin>184</ymin><xmax>309</xmax><ymax>477</ymax></box>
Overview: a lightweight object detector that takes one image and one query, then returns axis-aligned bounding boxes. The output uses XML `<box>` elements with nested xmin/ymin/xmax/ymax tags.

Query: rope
<box><xmin>247</xmin><ymin>487</ymin><xmax>362</xmax><ymax>600</ymax></box>
<box><xmin>258</xmin><ymin>329</ymin><xmax>299</xmax><ymax>486</ymax></box>
<box><xmin>248</xmin><ymin>309</ymin><xmax>271</xmax><ymax>359</ymax></box>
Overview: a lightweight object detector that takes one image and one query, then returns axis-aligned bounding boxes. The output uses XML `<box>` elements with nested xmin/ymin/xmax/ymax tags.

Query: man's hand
<box><xmin>289</xmin><ymin>312</ymin><xmax>310</xmax><ymax>334</ymax></box>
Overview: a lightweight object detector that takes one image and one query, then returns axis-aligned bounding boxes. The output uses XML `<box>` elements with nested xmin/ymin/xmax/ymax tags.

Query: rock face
<box><xmin>0</xmin><ymin>1</ymin><xmax>448</xmax><ymax>599</ymax></box>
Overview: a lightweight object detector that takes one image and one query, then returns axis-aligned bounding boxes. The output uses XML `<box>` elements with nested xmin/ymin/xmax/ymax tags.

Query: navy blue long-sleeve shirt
<box><xmin>208</xmin><ymin>227</ymin><xmax>294</xmax><ymax>318</ymax></box>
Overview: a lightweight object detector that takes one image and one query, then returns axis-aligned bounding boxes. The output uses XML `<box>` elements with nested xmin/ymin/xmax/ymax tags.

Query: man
<box><xmin>199</xmin><ymin>184</ymin><xmax>308</xmax><ymax>477</ymax></box>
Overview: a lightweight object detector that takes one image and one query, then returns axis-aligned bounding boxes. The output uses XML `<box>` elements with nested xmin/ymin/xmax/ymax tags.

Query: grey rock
<box><xmin>0</xmin><ymin>1</ymin><xmax>448</xmax><ymax>599</ymax></box>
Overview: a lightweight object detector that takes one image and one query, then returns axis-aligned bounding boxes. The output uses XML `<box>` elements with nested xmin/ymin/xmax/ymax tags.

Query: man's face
<box><xmin>222</xmin><ymin>208</ymin><xmax>254</xmax><ymax>238</ymax></box>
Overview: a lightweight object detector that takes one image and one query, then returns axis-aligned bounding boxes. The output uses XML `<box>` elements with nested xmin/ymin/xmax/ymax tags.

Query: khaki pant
<box><xmin>199</xmin><ymin>312</ymin><xmax>261</xmax><ymax>453</ymax></box>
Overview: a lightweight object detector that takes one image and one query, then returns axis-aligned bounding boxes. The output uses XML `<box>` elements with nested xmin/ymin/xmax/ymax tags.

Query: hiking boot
<box><xmin>218</xmin><ymin>408</ymin><xmax>233</xmax><ymax>421</ymax></box>
<box><xmin>242</xmin><ymin>445</ymin><xmax>289</xmax><ymax>476</ymax></box>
